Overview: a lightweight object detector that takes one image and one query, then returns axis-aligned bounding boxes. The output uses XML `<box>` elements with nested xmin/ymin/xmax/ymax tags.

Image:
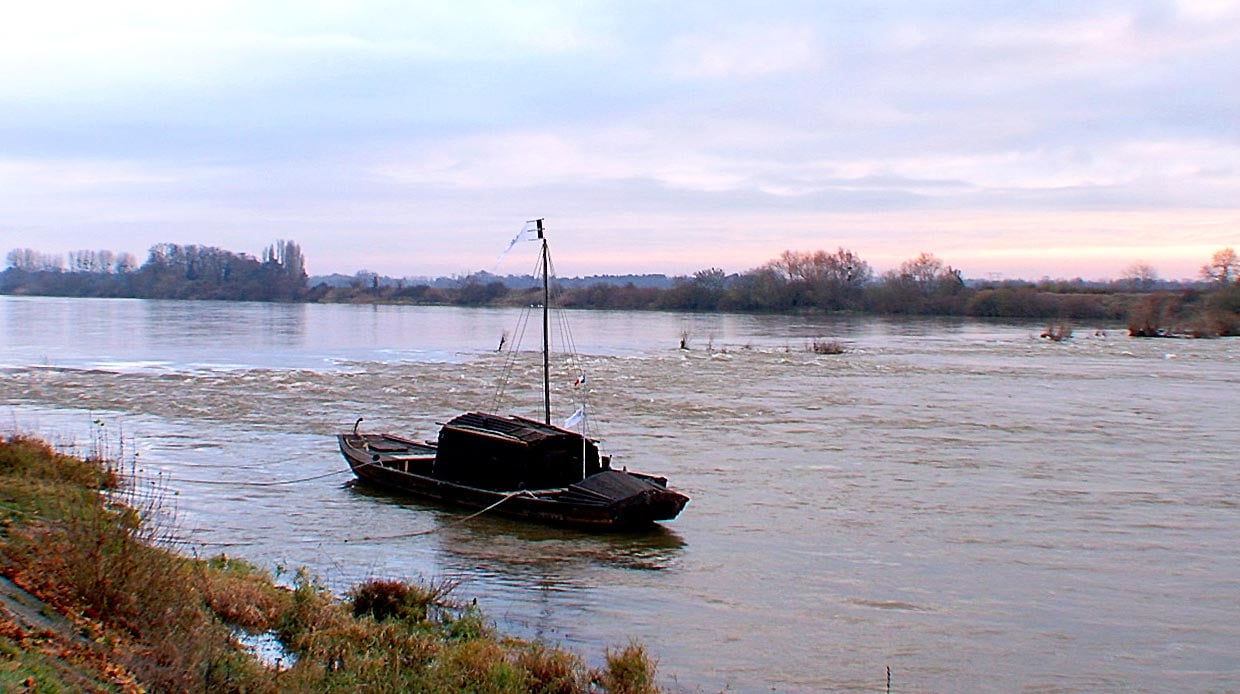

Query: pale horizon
<box><xmin>3</xmin><ymin>2</ymin><xmax>1238</xmax><ymax>283</ymax></box>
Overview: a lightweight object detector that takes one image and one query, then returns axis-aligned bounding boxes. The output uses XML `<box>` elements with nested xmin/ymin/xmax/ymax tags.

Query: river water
<box><xmin>2</xmin><ymin>295</ymin><xmax>1238</xmax><ymax>692</ymax></box>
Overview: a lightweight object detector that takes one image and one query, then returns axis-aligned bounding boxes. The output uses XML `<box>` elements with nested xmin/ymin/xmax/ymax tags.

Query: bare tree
<box><xmin>115</xmin><ymin>252</ymin><xmax>139</xmax><ymax>274</ymax></box>
<box><xmin>1121</xmin><ymin>261</ymin><xmax>1159</xmax><ymax>290</ymax></box>
<box><xmin>5</xmin><ymin>248</ymin><xmax>63</xmax><ymax>271</ymax></box>
<box><xmin>1201</xmin><ymin>248</ymin><xmax>1238</xmax><ymax>285</ymax></box>
<box><xmin>68</xmin><ymin>249</ymin><xmax>117</xmax><ymax>273</ymax></box>
<box><xmin>766</xmin><ymin>247</ymin><xmax>872</xmax><ymax>308</ymax></box>
<box><xmin>263</xmin><ymin>239</ymin><xmax>307</xmax><ymax>278</ymax></box>
<box><xmin>769</xmin><ymin>248</ymin><xmax>871</xmax><ymax>287</ymax></box>
<box><xmin>899</xmin><ymin>252</ymin><xmax>946</xmax><ymax>295</ymax></box>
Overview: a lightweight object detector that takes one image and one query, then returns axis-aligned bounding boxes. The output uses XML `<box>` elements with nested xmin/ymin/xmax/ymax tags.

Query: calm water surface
<box><xmin>3</xmin><ymin>296</ymin><xmax>1238</xmax><ymax>692</ymax></box>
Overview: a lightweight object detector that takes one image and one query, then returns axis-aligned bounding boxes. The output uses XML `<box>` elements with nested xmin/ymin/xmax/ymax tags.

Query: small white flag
<box><xmin>563</xmin><ymin>405</ymin><xmax>585</xmax><ymax>429</ymax></box>
<box><xmin>495</xmin><ymin>221</ymin><xmax>540</xmax><ymax>267</ymax></box>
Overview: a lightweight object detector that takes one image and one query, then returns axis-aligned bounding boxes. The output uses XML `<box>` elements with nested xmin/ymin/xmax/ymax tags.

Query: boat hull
<box><xmin>338</xmin><ymin>433</ymin><xmax>688</xmax><ymax>530</ymax></box>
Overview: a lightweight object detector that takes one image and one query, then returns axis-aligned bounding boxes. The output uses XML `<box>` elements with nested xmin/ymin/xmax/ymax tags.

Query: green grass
<box><xmin>0</xmin><ymin>435</ymin><xmax>662</xmax><ymax>692</ymax></box>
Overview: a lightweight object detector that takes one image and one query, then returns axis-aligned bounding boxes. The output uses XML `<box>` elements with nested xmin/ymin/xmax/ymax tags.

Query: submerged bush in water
<box><xmin>810</xmin><ymin>338</ymin><xmax>846</xmax><ymax>354</ymax></box>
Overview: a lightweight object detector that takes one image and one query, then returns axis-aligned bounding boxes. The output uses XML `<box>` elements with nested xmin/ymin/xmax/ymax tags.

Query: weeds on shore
<box><xmin>598</xmin><ymin>641</ymin><xmax>660</xmax><ymax>694</ymax></box>
<box><xmin>0</xmin><ymin>435</ymin><xmax>662</xmax><ymax>692</ymax></box>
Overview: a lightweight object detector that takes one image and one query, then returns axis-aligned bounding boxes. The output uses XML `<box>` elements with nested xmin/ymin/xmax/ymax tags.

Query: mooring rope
<box><xmin>341</xmin><ymin>489</ymin><xmax>528</xmax><ymax>542</ymax></box>
<box><xmin>159</xmin><ymin>467</ymin><xmax>529</xmax><ymax>548</ymax></box>
<box><xmin>155</xmin><ymin>468</ymin><xmax>354</xmax><ymax>488</ymax></box>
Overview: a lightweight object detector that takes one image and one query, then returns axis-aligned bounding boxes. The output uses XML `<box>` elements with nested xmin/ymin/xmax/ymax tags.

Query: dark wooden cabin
<box><xmin>433</xmin><ymin>412</ymin><xmax>603</xmax><ymax>490</ymax></box>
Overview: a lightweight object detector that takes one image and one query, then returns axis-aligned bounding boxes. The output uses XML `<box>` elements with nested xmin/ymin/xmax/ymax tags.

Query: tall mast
<box><xmin>537</xmin><ymin>219</ymin><xmax>550</xmax><ymax>425</ymax></box>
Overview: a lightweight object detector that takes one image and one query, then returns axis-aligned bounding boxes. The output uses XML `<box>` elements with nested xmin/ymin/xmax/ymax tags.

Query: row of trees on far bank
<box><xmin>2</xmin><ymin>241</ymin><xmax>307</xmax><ymax>301</ymax></box>
<box><xmin>4</xmin><ymin>242</ymin><xmax>1239</xmax><ymax>335</ymax></box>
<box><xmin>310</xmin><ymin>245</ymin><xmax>1240</xmax><ymax>335</ymax></box>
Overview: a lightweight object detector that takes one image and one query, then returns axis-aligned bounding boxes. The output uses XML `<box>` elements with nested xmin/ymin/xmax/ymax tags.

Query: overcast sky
<box><xmin>2</xmin><ymin>1</ymin><xmax>1238</xmax><ymax>280</ymax></box>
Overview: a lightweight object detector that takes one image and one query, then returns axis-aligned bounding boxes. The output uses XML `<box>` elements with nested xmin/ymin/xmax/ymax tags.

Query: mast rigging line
<box><xmin>490</xmin><ymin>302</ymin><xmax>534</xmax><ymax>412</ymax></box>
<box><xmin>487</xmin><ymin>223</ymin><xmax>594</xmax><ymax>435</ymax></box>
<box><xmin>489</xmin><ymin>237</ymin><xmax>546</xmax><ymax>413</ymax></box>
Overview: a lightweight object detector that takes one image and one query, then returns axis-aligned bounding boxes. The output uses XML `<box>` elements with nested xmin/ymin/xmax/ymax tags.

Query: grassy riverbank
<box><xmin>0</xmin><ymin>435</ymin><xmax>660</xmax><ymax>692</ymax></box>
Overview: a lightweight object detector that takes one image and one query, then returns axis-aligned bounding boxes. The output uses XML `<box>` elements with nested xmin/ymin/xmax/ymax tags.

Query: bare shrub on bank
<box><xmin>810</xmin><ymin>338</ymin><xmax>846</xmax><ymax>355</ymax></box>
<box><xmin>1040</xmin><ymin>323</ymin><xmax>1072</xmax><ymax>342</ymax></box>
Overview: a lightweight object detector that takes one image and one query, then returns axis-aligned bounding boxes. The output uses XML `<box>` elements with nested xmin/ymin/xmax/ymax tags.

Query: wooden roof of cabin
<box><xmin>444</xmin><ymin>411</ymin><xmax>577</xmax><ymax>445</ymax></box>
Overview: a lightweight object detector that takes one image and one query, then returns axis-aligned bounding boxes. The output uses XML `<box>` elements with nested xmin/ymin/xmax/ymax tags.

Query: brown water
<box><xmin>3</xmin><ymin>296</ymin><xmax>1239</xmax><ymax>692</ymax></box>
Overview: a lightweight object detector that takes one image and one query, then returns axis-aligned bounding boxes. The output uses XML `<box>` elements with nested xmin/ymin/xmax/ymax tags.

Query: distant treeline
<box><xmin>310</xmin><ymin>271</ymin><xmax>678</xmax><ymax>291</ymax></box>
<box><xmin>3</xmin><ymin>241</ymin><xmax>307</xmax><ymax>302</ymax></box>
<box><xmin>5</xmin><ymin>243</ymin><xmax>1239</xmax><ymax>335</ymax></box>
<box><xmin>312</xmin><ymin>247</ymin><xmax>1240</xmax><ymax>335</ymax></box>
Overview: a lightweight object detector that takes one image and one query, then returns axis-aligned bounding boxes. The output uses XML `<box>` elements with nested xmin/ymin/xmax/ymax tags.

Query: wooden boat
<box><xmin>338</xmin><ymin>220</ymin><xmax>688</xmax><ymax>530</ymax></box>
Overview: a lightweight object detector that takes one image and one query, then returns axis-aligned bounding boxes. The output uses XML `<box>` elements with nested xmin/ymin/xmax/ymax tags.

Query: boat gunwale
<box><xmin>338</xmin><ymin>434</ymin><xmax>687</xmax><ymax>529</ymax></box>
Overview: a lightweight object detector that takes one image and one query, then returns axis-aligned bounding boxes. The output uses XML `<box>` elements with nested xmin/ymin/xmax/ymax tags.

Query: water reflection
<box><xmin>1</xmin><ymin>296</ymin><xmax>146</xmax><ymax>367</ymax></box>
<box><xmin>345</xmin><ymin>483</ymin><xmax>686</xmax><ymax>578</ymax></box>
<box><xmin>438</xmin><ymin>519</ymin><xmax>686</xmax><ymax>574</ymax></box>
<box><xmin>141</xmin><ymin>300</ymin><xmax>307</xmax><ymax>349</ymax></box>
